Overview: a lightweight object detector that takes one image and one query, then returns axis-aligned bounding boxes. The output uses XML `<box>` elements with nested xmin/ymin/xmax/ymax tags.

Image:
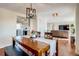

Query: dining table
<box><xmin>14</xmin><ymin>37</ymin><xmax>50</xmax><ymax>56</ymax></box>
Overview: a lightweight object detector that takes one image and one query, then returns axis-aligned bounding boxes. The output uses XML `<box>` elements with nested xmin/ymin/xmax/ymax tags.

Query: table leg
<box><xmin>35</xmin><ymin>52</ymin><xmax>42</xmax><ymax>56</ymax></box>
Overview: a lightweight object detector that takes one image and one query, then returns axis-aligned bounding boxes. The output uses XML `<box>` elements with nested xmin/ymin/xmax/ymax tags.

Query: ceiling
<box><xmin>0</xmin><ymin>3</ymin><xmax>76</xmax><ymax>15</ymax></box>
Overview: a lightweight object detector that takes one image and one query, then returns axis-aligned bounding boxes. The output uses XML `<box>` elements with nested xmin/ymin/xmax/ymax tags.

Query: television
<box><xmin>59</xmin><ymin>25</ymin><xmax>69</xmax><ymax>30</ymax></box>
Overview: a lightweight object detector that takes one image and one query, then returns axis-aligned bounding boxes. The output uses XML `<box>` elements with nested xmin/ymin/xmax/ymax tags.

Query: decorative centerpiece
<box><xmin>31</xmin><ymin>30</ymin><xmax>41</xmax><ymax>38</ymax></box>
<box><xmin>31</xmin><ymin>30</ymin><xmax>36</xmax><ymax>38</ymax></box>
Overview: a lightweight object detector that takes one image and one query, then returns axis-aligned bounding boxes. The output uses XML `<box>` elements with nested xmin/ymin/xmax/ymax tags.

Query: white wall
<box><xmin>37</xmin><ymin>7</ymin><xmax>76</xmax><ymax>36</ymax></box>
<box><xmin>0</xmin><ymin>5</ymin><xmax>76</xmax><ymax>48</ymax></box>
<box><xmin>0</xmin><ymin>8</ymin><xmax>25</xmax><ymax>48</ymax></box>
<box><xmin>37</xmin><ymin>15</ymin><xmax>47</xmax><ymax>36</ymax></box>
<box><xmin>75</xmin><ymin>4</ymin><xmax>79</xmax><ymax>54</ymax></box>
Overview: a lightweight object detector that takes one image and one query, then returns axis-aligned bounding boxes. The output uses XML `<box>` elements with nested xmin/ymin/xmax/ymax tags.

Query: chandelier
<box><xmin>26</xmin><ymin>4</ymin><xmax>36</xmax><ymax>19</ymax></box>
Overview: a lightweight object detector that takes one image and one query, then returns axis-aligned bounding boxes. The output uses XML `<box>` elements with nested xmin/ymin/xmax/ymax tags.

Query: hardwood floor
<box><xmin>69</xmin><ymin>45</ymin><xmax>75</xmax><ymax>56</ymax></box>
<box><xmin>0</xmin><ymin>38</ymin><xmax>76</xmax><ymax>56</ymax></box>
<box><xmin>0</xmin><ymin>48</ymin><xmax>5</xmax><ymax>56</ymax></box>
<box><xmin>5</xmin><ymin>44</ymin><xmax>76</xmax><ymax>56</ymax></box>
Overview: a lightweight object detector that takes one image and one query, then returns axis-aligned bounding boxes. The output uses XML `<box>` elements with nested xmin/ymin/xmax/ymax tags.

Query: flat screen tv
<box><xmin>59</xmin><ymin>25</ymin><xmax>69</xmax><ymax>30</ymax></box>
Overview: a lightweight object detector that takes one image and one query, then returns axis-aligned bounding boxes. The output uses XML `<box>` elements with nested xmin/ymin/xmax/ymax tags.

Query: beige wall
<box><xmin>0</xmin><ymin>8</ymin><xmax>25</xmax><ymax>48</ymax></box>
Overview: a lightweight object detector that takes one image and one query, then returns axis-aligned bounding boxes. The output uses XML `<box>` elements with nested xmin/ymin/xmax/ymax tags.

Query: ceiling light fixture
<box><xmin>52</xmin><ymin>12</ymin><xmax>58</xmax><ymax>16</ymax></box>
<box><xmin>26</xmin><ymin>3</ymin><xmax>36</xmax><ymax>19</ymax></box>
<box><xmin>26</xmin><ymin>3</ymin><xmax>36</xmax><ymax>27</ymax></box>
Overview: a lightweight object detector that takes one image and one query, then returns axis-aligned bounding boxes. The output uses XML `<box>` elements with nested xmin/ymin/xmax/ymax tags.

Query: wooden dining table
<box><xmin>15</xmin><ymin>37</ymin><xmax>50</xmax><ymax>56</ymax></box>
